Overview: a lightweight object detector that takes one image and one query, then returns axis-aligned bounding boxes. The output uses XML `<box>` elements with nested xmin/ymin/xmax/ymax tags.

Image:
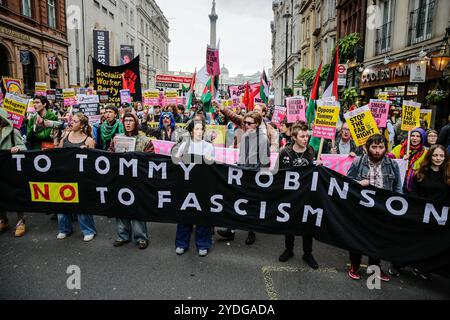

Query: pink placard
<box><xmin>286</xmin><ymin>97</ymin><xmax>306</xmax><ymax>123</ymax></box>
<box><xmin>7</xmin><ymin>112</ymin><xmax>25</xmax><ymax>130</ymax></box>
<box><xmin>271</xmin><ymin>106</ymin><xmax>286</xmax><ymax>128</ymax></box>
<box><xmin>64</xmin><ymin>97</ymin><xmax>78</xmax><ymax>106</ymax></box>
<box><xmin>369</xmin><ymin>100</ymin><xmax>390</xmax><ymax>128</ymax></box>
<box><xmin>312</xmin><ymin>125</ymin><xmax>337</xmax><ymax>140</ymax></box>
<box><xmin>206</xmin><ymin>46</ymin><xmax>220</xmax><ymax>76</ymax></box>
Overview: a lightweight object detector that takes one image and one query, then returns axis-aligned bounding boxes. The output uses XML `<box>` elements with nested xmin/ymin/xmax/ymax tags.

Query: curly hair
<box><xmin>415</xmin><ymin>144</ymin><xmax>450</xmax><ymax>185</ymax></box>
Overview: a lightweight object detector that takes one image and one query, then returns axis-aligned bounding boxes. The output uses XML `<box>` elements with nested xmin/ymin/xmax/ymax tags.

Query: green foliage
<box><xmin>284</xmin><ymin>87</ymin><xmax>293</xmax><ymax>97</ymax></box>
<box><xmin>334</xmin><ymin>33</ymin><xmax>361</xmax><ymax>62</ymax></box>
<box><xmin>426</xmin><ymin>89</ymin><xmax>448</xmax><ymax>105</ymax></box>
<box><xmin>320</xmin><ymin>64</ymin><xmax>331</xmax><ymax>81</ymax></box>
<box><xmin>342</xmin><ymin>87</ymin><xmax>359</xmax><ymax>112</ymax></box>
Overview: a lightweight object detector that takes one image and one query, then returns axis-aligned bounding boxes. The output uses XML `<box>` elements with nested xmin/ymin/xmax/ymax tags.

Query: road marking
<box><xmin>261</xmin><ymin>266</ymin><xmax>338</xmax><ymax>300</ymax></box>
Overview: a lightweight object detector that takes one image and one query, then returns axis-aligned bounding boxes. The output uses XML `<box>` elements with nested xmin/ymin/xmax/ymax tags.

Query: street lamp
<box><xmin>146</xmin><ymin>53</ymin><xmax>150</xmax><ymax>88</ymax></box>
<box><xmin>283</xmin><ymin>8</ymin><xmax>292</xmax><ymax>106</ymax></box>
<box><xmin>430</xmin><ymin>25</ymin><xmax>450</xmax><ymax>72</ymax></box>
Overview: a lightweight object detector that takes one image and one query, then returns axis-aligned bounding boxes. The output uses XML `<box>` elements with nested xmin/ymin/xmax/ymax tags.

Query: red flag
<box><xmin>310</xmin><ymin>62</ymin><xmax>322</xmax><ymax>101</ymax></box>
<box><xmin>248</xmin><ymin>85</ymin><xmax>260</xmax><ymax>111</ymax></box>
<box><xmin>243</xmin><ymin>81</ymin><xmax>250</xmax><ymax>108</ymax></box>
<box><xmin>323</xmin><ymin>45</ymin><xmax>339</xmax><ymax>99</ymax></box>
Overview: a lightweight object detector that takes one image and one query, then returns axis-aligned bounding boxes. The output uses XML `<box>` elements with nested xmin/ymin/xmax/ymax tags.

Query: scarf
<box><xmin>399</xmin><ymin>140</ymin><xmax>425</xmax><ymax>191</ymax></box>
<box><xmin>101</xmin><ymin>120</ymin><xmax>121</xmax><ymax>149</ymax></box>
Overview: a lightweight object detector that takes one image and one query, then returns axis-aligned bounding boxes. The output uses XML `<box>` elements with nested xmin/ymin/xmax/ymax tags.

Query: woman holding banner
<box><xmin>173</xmin><ymin>117</ymin><xmax>214</xmax><ymax>257</ymax></box>
<box><xmin>388</xmin><ymin>128</ymin><xmax>427</xmax><ymax>192</ymax></box>
<box><xmin>389</xmin><ymin>144</ymin><xmax>450</xmax><ymax>279</ymax></box>
<box><xmin>56</xmin><ymin>113</ymin><xmax>97</xmax><ymax>242</ymax></box>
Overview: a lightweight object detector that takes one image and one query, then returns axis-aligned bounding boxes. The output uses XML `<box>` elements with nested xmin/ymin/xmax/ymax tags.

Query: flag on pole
<box><xmin>323</xmin><ymin>45</ymin><xmax>339</xmax><ymax>99</ymax></box>
<box><xmin>260</xmin><ymin>69</ymin><xmax>269</xmax><ymax>104</ymax></box>
<box><xmin>201</xmin><ymin>76</ymin><xmax>218</xmax><ymax>113</ymax></box>
<box><xmin>242</xmin><ymin>81</ymin><xmax>250</xmax><ymax>109</ymax></box>
<box><xmin>186</xmin><ymin>69</ymin><xmax>196</xmax><ymax>110</ymax></box>
<box><xmin>307</xmin><ymin>63</ymin><xmax>323</xmax><ymax>153</ymax></box>
<box><xmin>248</xmin><ymin>85</ymin><xmax>260</xmax><ymax>111</ymax></box>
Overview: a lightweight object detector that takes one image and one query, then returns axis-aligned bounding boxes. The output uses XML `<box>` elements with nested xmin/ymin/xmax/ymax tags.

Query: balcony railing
<box><xmin>408</xmin><ymin>0</ymin><xmax>435</xmax><ymax>46</ymax></box>
<box><xmin>376</xmin><ymin>21</ymin><xmax>392</xmax><ymax>55</ymax></box>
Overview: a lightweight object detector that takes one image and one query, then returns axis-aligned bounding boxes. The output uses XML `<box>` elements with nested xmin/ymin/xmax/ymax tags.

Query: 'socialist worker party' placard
<box><xmin>344</xmin><ymin>105</ymin><xmax>380</xmax><ymax>147</ymax></box>
<box><xmin>312</xmin><ymin>99</ymin><xmax>340</xmax><ymax>140</ymax></box>
<box><xmin>401</xmin><ymin>101</ymin><xmax>421</xmax><ymax>131</ymax></box>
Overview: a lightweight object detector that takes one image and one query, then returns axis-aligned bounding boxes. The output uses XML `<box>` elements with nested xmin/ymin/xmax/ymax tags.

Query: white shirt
<box><xmin>177</xmin><ymin>140</ymin><xmax>215</xmax><ymax>159</ymax></box>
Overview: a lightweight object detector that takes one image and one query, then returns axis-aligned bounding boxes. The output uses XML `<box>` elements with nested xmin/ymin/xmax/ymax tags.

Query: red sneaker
<box><xmin>377</xmin><ymin>270</ymin><xmax>391</xmax><ymax>282</ymax></box>
<box><xmin>348</xmin><ymin>264</ymin><xmax>361</xmax><ymax>280</ymax></box>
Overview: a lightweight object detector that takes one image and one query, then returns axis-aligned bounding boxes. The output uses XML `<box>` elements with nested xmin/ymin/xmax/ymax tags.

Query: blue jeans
<box><xmin>175</xmin><ymin>224</ymin><xmax>212</xmax><ymax>250</ymax></box>
<box><xmin>116</xmin><ymin>218</ymin><xmax>148</xmax><ymax>243</ymax></box>
<box><xmin>57</xmin><ymin>214</ymin><xmax>96</xmax><ymax>236</ymax></box>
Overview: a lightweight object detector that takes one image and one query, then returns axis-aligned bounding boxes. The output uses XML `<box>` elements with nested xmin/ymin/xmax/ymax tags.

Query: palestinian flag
<box><xmin>307</xmin><ymin>63</ymin><xmax>323</xmax><ymax>153</ymax></box>
<box><xmin>201</xmin><ymin>76</ymin><xmax>219</xmax><ymax>113</ymax></box>
<box><xmin>323</xmin><ymin>45</ymin><xmax>339</xmax><ymax>99</ymax></box>
<box><xmin>260</xmin><ymin>69</ymin><xmax>269</xmax><ymax>104</ymax></box>
<box><xmin>186</xmin><ymin>69</ymin><xmax>196</xmax><ymax>110</ymax></box>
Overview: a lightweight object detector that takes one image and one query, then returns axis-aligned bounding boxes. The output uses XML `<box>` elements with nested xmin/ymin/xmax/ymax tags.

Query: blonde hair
<box><xmin>74</xmin><ymin>113</ymin><xmax>92</xmax><ymax>137</ymax></box>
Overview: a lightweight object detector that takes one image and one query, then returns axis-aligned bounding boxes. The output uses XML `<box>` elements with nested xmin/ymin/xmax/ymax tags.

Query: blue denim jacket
<box><xmin>347</xmin><ymin>155</ymin><xmax>403</xmax><ymax>194</ymax></box>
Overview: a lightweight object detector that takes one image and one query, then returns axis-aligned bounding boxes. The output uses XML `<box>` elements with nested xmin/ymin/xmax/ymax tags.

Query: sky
<box><xmin>157</xmin><ymin>0</ymin><xmax>273</xmax><ymax>77</ymax></box>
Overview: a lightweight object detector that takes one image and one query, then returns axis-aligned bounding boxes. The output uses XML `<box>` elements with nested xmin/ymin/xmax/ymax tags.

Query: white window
<box><xmin>48</xmin><ymin>0</ymin><xmax>56</xmax><ymax>28</ymax></box>
<box><xmin>22</xmin><ymin>0</ymin><xmax>31</xmax><ymax>17</ymax></box>
<box><xmin>327</xmin><ymin>0</ymin><xmax>336</xmax><ymax>20</ymax></box>
<box><xmin>410</xmin><ymin>0</ymin><xmax>435</xmax><ymax>44</ymax></box>
<box><xmin>378</xmin><ymin>0</ymin><xmax>395</xmax><ymax>53</ymax></box>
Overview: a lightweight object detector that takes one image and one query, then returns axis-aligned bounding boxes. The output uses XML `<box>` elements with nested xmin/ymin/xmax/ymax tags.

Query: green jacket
<box><xmin>26</xmin><ymin>109</ymin><xmax>58</xmax><ymax>150</ymax></box>
<box><xmin>0</xmin><ymin>108</ymin><xmax>26</xmax><ymax>151</ymax></box>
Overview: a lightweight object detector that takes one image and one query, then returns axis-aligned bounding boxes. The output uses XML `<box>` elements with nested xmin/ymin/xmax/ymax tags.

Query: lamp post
<box><xmin>146</xmin><ymin>53</ymin><xmax>150</xmax><ymax>88</ymax></box>
<box><xmin>283</xmin><ymin>9</ymin><xmax>292</xmax><ymax>106</ymax></box>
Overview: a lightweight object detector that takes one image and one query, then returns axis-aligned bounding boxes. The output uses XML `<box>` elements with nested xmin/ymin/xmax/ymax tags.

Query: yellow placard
<box><xmin>63</xmin><ymin>88</ymin><xmax>76</xmax><ymax>99</ymax></box>
<box><xmin>378</xmin><ymin>92</ymin><xmax>389</xmax><ymax>100</ymax></box>
<box><xmin>222</xmin><ymin>100</ymin><xmax>233</xmax><ymax>107</ymax></box>
<box><xmin>314</xmin><ymin>105</ymin><xmax>340</xmax><ymax>128</ymax></box>
<box><xmin>419</xmin><ymin>109</ymin><xmax>432</xmax><ymax>129</ymax></box>
<box><xmin>35</xmin><ymin>82</ymin><xmax>47</xmax><ymax>93</ymax></box>
<box><xmin>144</xmin><ymin>90</ymin><xmax>159</xmax><ymax>99</ymax></box>
<box><xmin>29</xmin><ymin>182</ymin><xmax>79</xmax><ymax>203</ymax></box>
<box><xmin>401</xmin><ymin>101</ymin><xmax>421</xmax><ymax>131</ymax></box>
<box><xmin>344</xmin><ymin>105</ymin><xmax>380</xmax><ymax>147</ymax></box>
<box><xmin>165</xmin><ymin>91</ymin><xmax>178</xmax><ymax>98</ymax></box>
<box><xmin>2</xmin><ymin>93</ymin><xmax>28</xmax><ymax>116</ymax></box>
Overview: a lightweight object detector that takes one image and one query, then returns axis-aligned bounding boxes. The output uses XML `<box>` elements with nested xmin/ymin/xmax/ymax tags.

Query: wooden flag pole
<box><xmin>406</xmin><ymin>130</ymin><xmax>411</xmax><ymax>167</ymax></box>
<box><xmin>317</xmin><ymin>138</ymin><xmax>325</xmax><ymax>161</ymax></box>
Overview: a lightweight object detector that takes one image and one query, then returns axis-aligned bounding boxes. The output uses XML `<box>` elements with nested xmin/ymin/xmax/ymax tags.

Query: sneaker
<box><xmin>348</xmin><ymin>263</ymin><xmax>361</xmax><ymax>280</ymax></box>
<box><xmin>175</xmin><ymin>247</ymin><xmax>185</xmax><ymax>255</ymax></box>
<box><xmin>388</xmin><ymin>266</ymin><xmax>401</xmax><ymax>277</ymax></box>
<box><xmin>14</xmin><ymin>220</ymin><xmax>25</xmax><ymax>237</ymax></box>
<box><xmin>113</xmin><ymin>239</ymin><xmax>130</xmax><ymax>247</ymax></box>
<box><xmin>217</xmin><ymin>228</ymin><xmax>235</xmax><ymax>241</ymax></box>
<box><xmin>198</xmin><ymin>249</ymin><xmax>208</xmax><ymax>257</ymax></box>
<box><xmin>0</xmin><ymin>219</ymin><xmax>9</xmax><ymax>232</ymax></box>
<box><xmin>278</xmin><ymin>249</ymin><xmax>294</xmax><ymax>262</ymax></box>
<box><xmin>57</xmin><ymin>233</ymin><xmax>68</xmax><ymax>240</ymax></box>
<box><xmin>303</xmin><ymin>254</ymin><xmax>319</xmax><ymax>270</ymax></box>
<box><xmin>245</xmin><ymin>231</ymin><xmax>256</xmax><ymax>245</ymax></box>
<box><xmin>377</xmin><ymin>270</ymin><xmax>391</xmax><ymax>282</ymax></box>
<box><xmin>83</xmin><ymin>234</ymin><xmax>95</xmax><ymax>242</ymax></box>
<box><xmin>138</xmin><ymin>240</ymin><xmax>148</xmax><ymax>250</ymax></box>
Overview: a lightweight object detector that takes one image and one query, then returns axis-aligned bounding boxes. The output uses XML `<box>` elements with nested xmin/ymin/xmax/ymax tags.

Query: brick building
<box><xmin>0</xmin><ymin>0</ymin><xmax>69</xmax><ymax>94</ymax></box>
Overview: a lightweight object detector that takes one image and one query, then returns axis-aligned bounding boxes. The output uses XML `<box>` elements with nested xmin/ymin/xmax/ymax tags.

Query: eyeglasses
<box><xmin>243</xmin><ymin>121</ymin><xmax>255</xmax><ymax>126</ymax></box>
<box><xmin>124</xmin><ymin>119</ymin><xmax>135</xmax><ymax>123</ymax></box>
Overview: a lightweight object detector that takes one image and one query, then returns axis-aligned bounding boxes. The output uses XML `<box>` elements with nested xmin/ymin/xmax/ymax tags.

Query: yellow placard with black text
<box><xmin>344</xmin><ymin>105</ymin><xmax>380</xmax><ymax>147</ymax></box>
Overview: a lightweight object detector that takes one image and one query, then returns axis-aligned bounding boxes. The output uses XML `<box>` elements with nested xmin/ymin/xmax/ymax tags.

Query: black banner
<box><xmin>93</xmin><ymin>30</ymin><xmax>110</xmax><ymax>65</ymax></box>
<box><xmin>93</xmin><ymin>56</ymin><xmax>142</xmax><ymax>106</ymax></box>
<box><xmin>1</xmin><ymin>149</ymin><xmax>450</xmax><ymax>276</ymax></box>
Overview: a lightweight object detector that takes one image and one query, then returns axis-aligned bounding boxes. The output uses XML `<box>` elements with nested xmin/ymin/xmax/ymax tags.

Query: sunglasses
<box><xmin>243</xmin><ymin>121</ymin><xmax>255</xmax><ymax>126</ymax></box>
<box><xmin>162</xmin><ymin>115</ymin><xmax>171</xmax><ymax>120</ymax></box>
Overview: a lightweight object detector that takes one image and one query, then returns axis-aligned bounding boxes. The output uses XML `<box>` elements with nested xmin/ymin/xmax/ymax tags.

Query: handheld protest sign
<box><xmin>286</xmin><ymin>96</ymin><xmax>306</xmax><ymax>123</ymax></box>
<box><xmin>312</xmin><ymin>99</ymin><xmax>340</xmax><ymax>140</ymax></box>
<box><xmin>419</xmin><ymin>109</ymin><xmax>432</xmax><ymax>129</ymax></box>
<box><xmin>401</xmin><ymin>101</ymin><xmax>421</xmax><ymax>131</ymax></box>
<box><xmin>63</xmin><ymin>88</ymin><xmax>77</xmax><ymax>107</ymax></box>
<box><xmin>369</xmin><ymin>99</ymin><xmax>390</xmax><ymax>128</ymax></box>
<box><xmin>344</xmin><ymin>105</ymin><xmax>380</xmax><ymax>147</ymax></box>
<box><xmin>120</xmin><ymin>89</ymin><xmax>131</xmax><ymax>104</ymax></box>
<box><xmin>143</xmin><ymin>89</ymin><xmax>160</xmax><ymax>107</ymax></box>
<box><xmin>2</xmin><ymin>93</ymin><xmax>28</xmax><ymax>129</ymax></box>
<box><xmin>35</xmin><ymin>82</ymin><xmax>47</xmax><ymax>96</ymax></box>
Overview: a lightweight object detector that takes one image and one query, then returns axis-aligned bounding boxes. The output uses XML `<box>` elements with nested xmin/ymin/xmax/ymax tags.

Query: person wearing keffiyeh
<box><xmin>96</xmin><ymin>105</ymin><xmax>125</xmax><ymax>150</ymax></box>
<box><xmin>388</xmin><ymin>128</ymin><xmax>427</xmax><ymax>192</ymax></box>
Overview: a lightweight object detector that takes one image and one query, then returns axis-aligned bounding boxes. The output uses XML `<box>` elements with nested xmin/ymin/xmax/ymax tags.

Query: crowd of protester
<box><xmin>1</xmin><ymin>94</ymin><xmax>450</xmax><ymax>283</ymax></box>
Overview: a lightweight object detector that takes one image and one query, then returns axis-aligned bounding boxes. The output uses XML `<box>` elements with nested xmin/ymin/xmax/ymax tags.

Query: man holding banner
<box><xmin>347</xmin><ymin>134</ymin><xmax>402</xmax><ymax>282</ymax></box>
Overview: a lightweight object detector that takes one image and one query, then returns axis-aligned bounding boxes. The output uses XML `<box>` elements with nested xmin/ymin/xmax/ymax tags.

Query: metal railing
<box><xmin>408</xmin><ymin>0</ymin><xmax>436</xmax><ymax>46</ymax></box>
<box><xmin>376</xmin><ymin>21</ymin><xmax>393</xmax><ymax>55</ymax></box>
